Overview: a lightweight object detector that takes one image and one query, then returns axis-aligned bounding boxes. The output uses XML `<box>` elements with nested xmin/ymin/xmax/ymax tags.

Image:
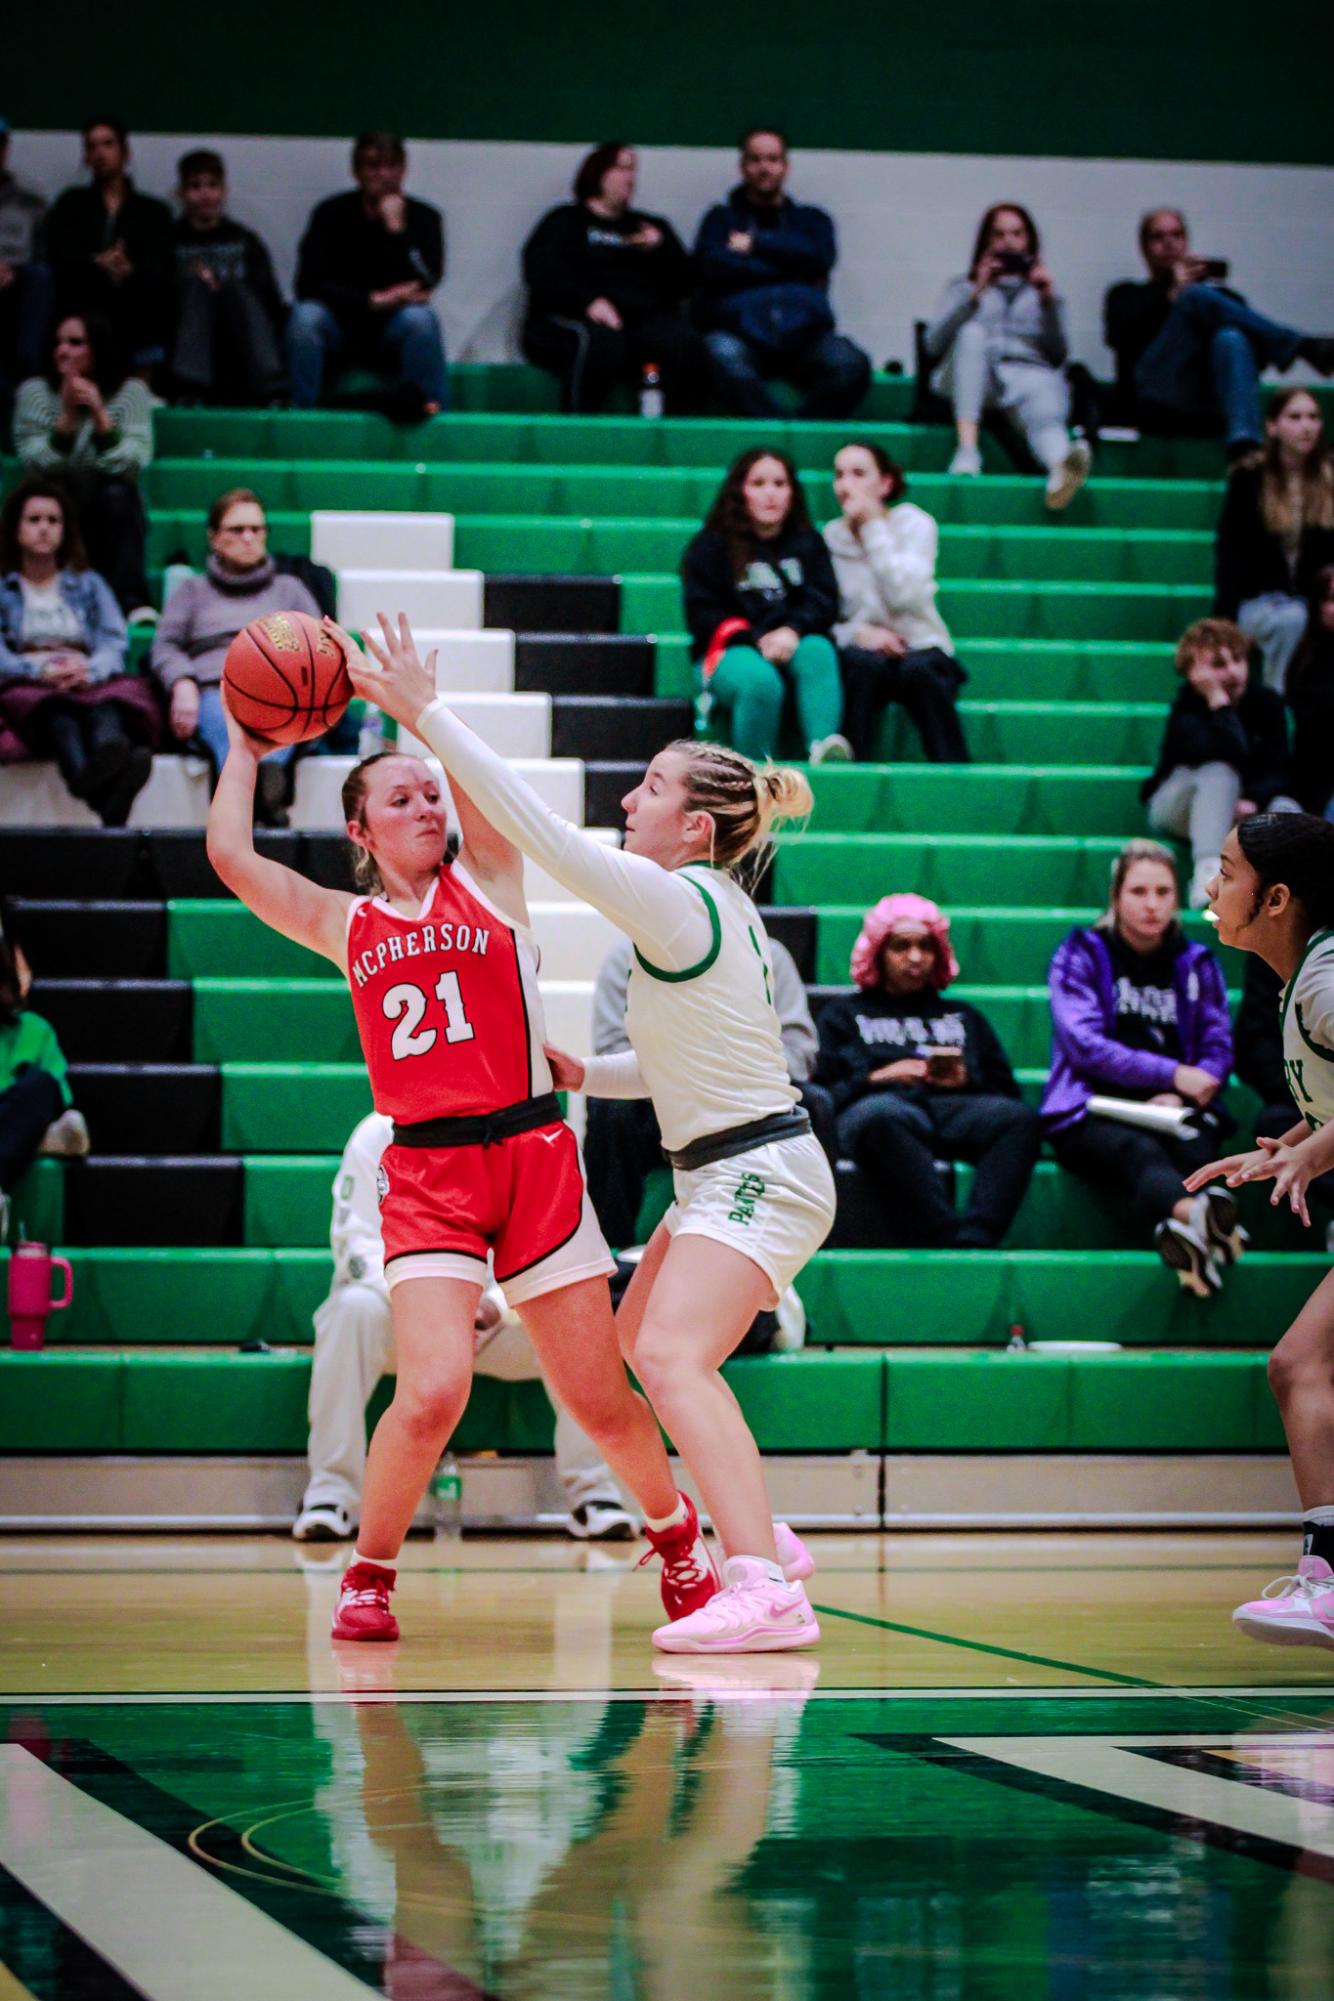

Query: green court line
<box><xmin>812</xmin><ymin>1602</ymin><xmax>1160</xmax><ymax>1688</ymax></box>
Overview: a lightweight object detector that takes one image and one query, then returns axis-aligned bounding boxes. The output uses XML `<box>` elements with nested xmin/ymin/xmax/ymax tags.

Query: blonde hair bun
<box><xmin>759</xmin><ymin>763</ymin><xmax>814</xmax><ymax>826</ymax></box>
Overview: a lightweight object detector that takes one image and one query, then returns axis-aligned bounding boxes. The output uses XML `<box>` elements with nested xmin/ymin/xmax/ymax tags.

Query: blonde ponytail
<box><xmin>668</xmin><ymin>738</ymin><xmax>813</xmax><ymax>887</ymax></box>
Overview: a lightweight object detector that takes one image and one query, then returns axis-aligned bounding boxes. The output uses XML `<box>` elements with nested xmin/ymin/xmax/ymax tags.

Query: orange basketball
<box><xmin>223</xmin><ymin>610</ymin><xmax>352</xmax><ymax>746</ymax></box>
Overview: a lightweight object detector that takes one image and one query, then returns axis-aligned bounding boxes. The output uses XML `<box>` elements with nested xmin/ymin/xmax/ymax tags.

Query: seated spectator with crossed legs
<box><xmin>817</xmin><ymin>894</ymin><xmax>1039</xmax><ymax>1249</ymax></box>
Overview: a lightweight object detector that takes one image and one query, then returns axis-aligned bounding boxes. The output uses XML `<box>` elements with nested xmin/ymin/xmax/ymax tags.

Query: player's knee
<box><xmin>1267</xmin><ymin>1333</ymin><xmax>1321</xmax><ymax>1408</ymax></box>
<box><xmin>630</xmin><ymin>1328</ymin><xmax>693</xmax><ymax>1408</ymax></box>
<box><xmin>392</xmin><ymin>1371</ymin><xmax>468</xmax><ymax>1443</ymax></box>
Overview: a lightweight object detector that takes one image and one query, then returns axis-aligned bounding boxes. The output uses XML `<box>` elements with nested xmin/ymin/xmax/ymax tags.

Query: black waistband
<box><xmin>665</xmin><ymin>1108</ymin><xmax>812</xmax><ymax>1173</ymax></box>
<box><xmin>392</xmin><ymin>1092</ymin><xmax>563</xmax><ymax>1150</ymax></box>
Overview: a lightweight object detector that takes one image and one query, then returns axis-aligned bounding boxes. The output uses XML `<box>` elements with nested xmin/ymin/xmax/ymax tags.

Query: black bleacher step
<box><xmin>806</xmin><ymin>983</ymin><xmax>854</xmax><ymax>1027</ymax></box>
<box><xmin>61</xmin><ymin>1155</ymin><xmax>244</xmax><ymax>1247</ymax></box>
<box><xmin>67</xmin><ymin>1065</ymin><xmax>221</xmax><ymax>1152</ymax></box>
<box><xmin>760</xmin><ymin>909</ymin><xmax>815</xmax><ymax>983</ymax></box>
<box><xmin>514</xmin><ymin>635</ymin><xmax>654</xmax><ymax>698</ymax></box>
<box><xmin>0</xmin><ymin>828</ymin><xmax>142</xmax><ymax>899</ymax></box>
<box><xmin>4</xmin><ymin>831</ymin><xmax>360</xmax><ymax>901</ymax></box>
<box><xmin>144</xmin><ymin>828</ymin><xmax>297</xmax><ymax>898</ymax></box>
<box><xmin>31</xmin><ymin>980</ymin><xmax>192</xmax><ymax>1063</ymax></box>
<box><xmin>6</xmin><ymin>900</ymin><xmax>167</xmax><ymax>979</ymax></box>
<box><xmin>552</xmin><ymin>696</ymin><xmax>693</xmax><ymax>763</ymax></box>
<box><xmin>826</xmin><ymin>1159</ymin><xmax>954</xmax><ymax>1250</ymax></box>
<box><xmin>484</xmin><ymin>575</ymin><xmax>619</xmax><ymax>634</ymax></box>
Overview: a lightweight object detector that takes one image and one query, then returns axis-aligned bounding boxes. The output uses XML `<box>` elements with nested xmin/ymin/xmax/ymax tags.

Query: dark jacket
<box><xmin>816</xmin><ymin>987</ymin><xmax>1022</xmax><ymax>1115</ymax></box>
<box><xmin>1214</xmin><ymin>463</ymin><xmax>1334</xmax><ymax>618</ymax></box>
<box><xmin>1288</xmin><ymin>637</ymin><xmax>1334</xmax><ymax>813</ymax></box>
<box><xmin>295</xmin><ymin>191</ymin><xmax>444</xmax><ymax>321</ymax></box>
<box><xmin>681</xmin><ymin>522</ymin><xmax>839</xmax><ymax>661</ymax></box>
<box><xmin>1041</xmin><ymin>925</ymin><xmax>1232</xmax><ymax>1133</ymax></box>
<box><xmin>522</xmin><ymin>204</ymin><xmax>690</xmax><ymax>325</ymax></box>
<box><xmin>693</xmin><ymin>188</ymin><xmax>837</xmax><ymax>352</ymax></box>
<box><xmin>45</xmin><ymin>178</ymin><xmax>175</xmax><ymax>302</ymax></box>
<box><xmin>172</xmin><ymin>217</ymin><xmax>284</xmax><ymax>329</ymax></box>
<box><xmin>1140</xmin><ymin>681</ymin><xmax>1292</xmax><ymax>808</ymax></box>
<box><xmin>1103</xmin><ymin>275</ymin><xmax>1246</xmax><ymax>416</ymax></box>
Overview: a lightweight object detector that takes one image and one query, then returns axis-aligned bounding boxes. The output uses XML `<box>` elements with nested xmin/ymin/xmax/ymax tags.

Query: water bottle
<box><xmin>429</xmin><ymin>1451</ymin><xmax>463</xmax><ymax>1538</ymax></box>
<box><xmin>639</xmin><ymin>362</ymin><xmax>664</xmax><ymax>419</ymax></box>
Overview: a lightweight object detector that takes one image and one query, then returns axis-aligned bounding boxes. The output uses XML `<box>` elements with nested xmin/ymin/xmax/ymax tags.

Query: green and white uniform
<box><xmin>1281</xmin><ymin>927</ymin><xmax>1334</xmax><ymax>1134</ymax></box>
<box><xmin>416</xmin><ymin>699</ymin><xmax>835</xmax><ymax>1299</ymax></box>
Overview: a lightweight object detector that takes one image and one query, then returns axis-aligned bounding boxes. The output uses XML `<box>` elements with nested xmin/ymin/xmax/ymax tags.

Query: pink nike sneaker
<box><xmin>652</xmin><ymin>1556</ymin><xmax>820</xmax><ymax>1654</ymax></box>
<box><xmin>1233</xmin><ymin>1554</ymin><xmax>1334</xmax><ymax>1650</ymax></box>
<box><xmin>640</xmin><ymin>1494</ymin><xmax>721</xmax><ymax>1621</ymax></box>
<box><xmin>773</xmin><ymin>1521</ymin><xmax>815</xmax><ymax>1583</ymax></box>
<box><xmin>331</xmin><ymin>1560</ymin><xmax>399</xmax><ymax>1642</ymax></box>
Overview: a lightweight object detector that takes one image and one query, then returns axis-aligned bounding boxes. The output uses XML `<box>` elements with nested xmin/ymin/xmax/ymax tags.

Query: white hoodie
<box><xmin>823</xmin><ymin>505</ymin><xmax>955</xmax><ymax>657</ymax></box>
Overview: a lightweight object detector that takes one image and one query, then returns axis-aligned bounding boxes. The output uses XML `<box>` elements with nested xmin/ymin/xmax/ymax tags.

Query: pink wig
<box><xmin>850</xmin><ymin>892</ymin><xmax>959</xmax><ymax>991</ymax></box>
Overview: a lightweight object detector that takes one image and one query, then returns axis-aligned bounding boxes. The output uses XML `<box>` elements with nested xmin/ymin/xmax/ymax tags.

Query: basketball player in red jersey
<box><xmin>207</xmin><ymin>698</ymin><xmax>709</xmax><ymax>1643</ymax></box>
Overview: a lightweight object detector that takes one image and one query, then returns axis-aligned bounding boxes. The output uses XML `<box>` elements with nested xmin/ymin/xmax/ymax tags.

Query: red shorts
<box><xmin>378</xmin><ymin>1119</ymin><xmax>614</xmax><ymax>1306</ymax></box>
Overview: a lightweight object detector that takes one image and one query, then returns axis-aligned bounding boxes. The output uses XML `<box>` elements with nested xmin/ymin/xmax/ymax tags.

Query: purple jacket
<box><xmin>1041</xmin><ymin>925</ymin><xmax>1232</xmax><ymax>1134</ymax></box>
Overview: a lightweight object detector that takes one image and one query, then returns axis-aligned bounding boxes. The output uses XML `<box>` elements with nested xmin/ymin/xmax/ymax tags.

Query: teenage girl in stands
<box><xmin>343</xmin><ymin>612</ymin><xmax>834</xmax><ymax>1655</ymax></box>
<box><xmin>207</xmin><ymin>693</ymin><xmax>707</xmax><ymax>1647</ymax></box>
<box><xmin>1185</xmin><ymin>814</ymin><xmax>1334</xmax><ymax>1649</ymax></box>
<box><xmin>1214</xmin><ymin>388</ymin><xmax>1334</xmax><ymax>693</ymax></box>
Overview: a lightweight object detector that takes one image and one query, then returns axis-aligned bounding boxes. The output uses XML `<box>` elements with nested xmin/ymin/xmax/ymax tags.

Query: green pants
<box><xmin>706</xmin><ymin>635</ymin><xmax>843</xmax><ymax>761</ymax></box>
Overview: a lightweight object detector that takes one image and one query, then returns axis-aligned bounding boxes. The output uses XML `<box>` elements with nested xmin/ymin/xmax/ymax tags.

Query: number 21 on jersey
<box><xmin>383</xmin><ymin>973</ymin><xmax>475</xmax><ymax>1059</ymax></box>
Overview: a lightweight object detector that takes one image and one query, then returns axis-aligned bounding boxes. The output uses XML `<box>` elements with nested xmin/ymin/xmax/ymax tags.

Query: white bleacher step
<box><xmin>537</xmin><ymin>980</ymin><xmax>595</xmax><ymax>1056</ymax></box>
<box><xmin>293</xmin><ymin>754</ymin><xmax>586</xmax><ymax>830</ymax></box>
<box><xmin>0</xmin><ymin>756</ymin><xmax>220</xmax><ymax>829</ymax></box>
<box><xmin>441</xmin><ymin>692</ymin><xmax>551</xmax><ymax>759</ymax></box>
<box><xmin>418</xmin><ymin>629</ymin><xmax>515</xmax><ymax>693</ymax></box>
<box><xmin>526</xmin><ymin>904</ymin><xmax>618</xmax><ymax>980</ymax></box>
<box><xmin>312</xmin><ymin>512</ymin><xmax>454</xmax><ymax>571</ymax></box>
<box><xmin>337</xmin><ymin>569</ymin><xmax>483</xmax><ymax>631</ymax></box>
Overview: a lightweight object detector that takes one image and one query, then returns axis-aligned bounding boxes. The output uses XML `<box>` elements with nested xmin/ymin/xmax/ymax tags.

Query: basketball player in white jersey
<box><xmin>337</xmin><ymin>613</ymin><xmax>835</xmax><ymax>1655</ymax></box>
<box><xmin>1185</xmin><ymin>812</ymin><xmax>1334</xmax><ymax>1647</ymax></box>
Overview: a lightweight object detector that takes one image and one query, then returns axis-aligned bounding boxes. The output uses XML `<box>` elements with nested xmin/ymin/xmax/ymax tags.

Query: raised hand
<box><xmin>333</xmin><ymin>611</ymin><xmax>438</xmax><ymax>734</ymax></box>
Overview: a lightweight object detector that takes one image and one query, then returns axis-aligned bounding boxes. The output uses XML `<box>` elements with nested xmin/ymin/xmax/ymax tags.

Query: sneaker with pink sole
<box><xmin>1233</xmin><ymin>1554</ymin><xmax>1334</xmax><ymax>1650</ymax></box>
<box><xmin>773</xmin><ymin>1521</ymin><xmax>815</xmax><ymax>1582</ymax></box>
<box><xmin>652</xmin><ymin>1556</ymin><xmax>820</xmax><ymax>1654</ymax></box>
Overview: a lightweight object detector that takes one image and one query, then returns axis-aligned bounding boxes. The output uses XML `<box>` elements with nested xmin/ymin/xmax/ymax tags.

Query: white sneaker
<box><xmin>39</xmin><ymin>1109</ymin><xmax>90</xmax><ymax>1157</ymax></box>
<box><xmin>292</xmin><ymin>1500</ymin><xmax>356</xmax><ymax>1542</ymax></box>
<box><xmin>773</xmin><ymin>1521</ymin><xmax>816</xmax><ymax>1582</ymax></box>
<box><xmin>772</xmin><ymin>1285</ymin><xmax>807</xmax><ymax>1352</ymax></box>
<box><xmin>1045</xmin><ymin>440</ymin><xmax>1092</xmax><ymax>511</ymax></box>
<box><xmin>652</xmin><ymin>1556</ymin><xmax>820</xmax><ymax>1654</ymax></box>
<box><xmin>948</xmin><ymin>444</ymin><xmax>982</xmax><ymax>476</ymax></box>
<box><xmin>568</xmin><ymin>1496</ymin><xmax>637</xmax><ymax>1541</ymax></box>
<box><xmin>1198</xmin><ymin>1187</ymin><xmax>1248</xmax><ymax>1268</ymax></box>
<box><xmin>808</xmin><ymin>733</ymin><xmax>852</xmax><ymax>765</ymax></box>
<box><xmin>1154</xmin><ymin>1215</ymin><xmax>1222</xmax><ymax>1297</ymax></box>
<box><xmin>1189</xmin><ymin>856</ymin><xmax>1221</xmax><ymax>909</ymax></box>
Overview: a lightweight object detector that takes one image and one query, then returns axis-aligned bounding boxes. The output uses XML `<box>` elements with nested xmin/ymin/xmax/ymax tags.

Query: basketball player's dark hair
<box><xmin>0</xmin><ymin>937</ymin><xmax>23</xmax><ymax>1023</ymax></box>
<box><xmin>665</xmin><ymin>738</ymin><xmax>812</xmax><ymax>886</ymax></box>
<box><xmin>341</xmin><ymin>751</ymin><xmax>404</xmax><ymax>894</ymax></box>
<box><xmin>1236</xmin><ymin>813</ymin><xmax>1334</xmax><ymax>930</ymax></box>
<box><xmin>702</xmin><ymin>447</ymin><xmax>810</xmax><ymax>582</ymax></box>
<box><xmin>840</xmin><ymin>438</ymin><xmax>907</xmax><ymax>503</ymax></box>
<box><xmin>0</xmin><ymin>478</ymin><xmax>87</xmax><ymax>573</ymax></box>
<box><xmin>574</xmin><ymin>141</ymin><xmax>631</xmax><ymax>204</ymax></box>
<box><xmin>207</xmin><ymin>487</ymin><xmax>265</xmax><ymax>534</ymax></box>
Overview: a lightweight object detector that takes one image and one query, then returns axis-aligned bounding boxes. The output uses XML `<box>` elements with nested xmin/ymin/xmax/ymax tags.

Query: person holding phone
<box><xmin>815</xmin><ymin>892</ymin><xmax>1039</xmax><ymax>1249</ymax></box>
<box><xmin>923</xmin><ymin>202</ymin><xmax>1090</xmax><ymax>510</ymax></box>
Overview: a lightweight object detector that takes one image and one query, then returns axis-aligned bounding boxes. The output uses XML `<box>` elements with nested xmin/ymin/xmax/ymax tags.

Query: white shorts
<box><xmin>662</xmin><ymin>1132</ymin><xmax>835</xmax><ymax>1306</ymax></box>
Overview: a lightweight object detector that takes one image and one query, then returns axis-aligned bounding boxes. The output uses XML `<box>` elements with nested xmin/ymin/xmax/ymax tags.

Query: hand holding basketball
<box><xmin>339</xmin><ymin>611</ymin><xmax>438</xmax><ymax>733</ymax></box>
<box><xmin>223</xmin><ymin>609</ymin><xmax>352</xmax><ymax>746</ymax></box>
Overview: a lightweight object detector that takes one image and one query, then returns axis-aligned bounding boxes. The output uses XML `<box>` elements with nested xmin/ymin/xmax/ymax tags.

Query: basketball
<box><xmin>223</xmin><ymin>610</ymin><xmax>352</xmax><ymax>746</ymax></box>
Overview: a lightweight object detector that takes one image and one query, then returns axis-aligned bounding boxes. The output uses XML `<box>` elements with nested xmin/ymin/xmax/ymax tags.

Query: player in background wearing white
<box><xmin>340</xmin><ymin>613</ymin><xmax>832</xmax><ymax>1655</ymax></box>
<box><xmin>294</xmin><ymin>1111</ymin><xmax>636</xmax><ymax>1543</ymax></box>
<box><xmin>1186</xmin><ymin>813</ymin><xmax>1334</xmax><ymax>1646</ymax></box>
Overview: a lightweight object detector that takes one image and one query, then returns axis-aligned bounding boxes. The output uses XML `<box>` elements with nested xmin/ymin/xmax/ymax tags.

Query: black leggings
<box><xmin>522</xmin><ymin>309</ymin><xmax>708</xmax><ymax>415</ymax></box>
<box><xmin>1050</xmin><ymin>1114</ymin><xmax>1224</xmax><ymax>1227</ymax></box>
<box><xmin>0</xmin><ymin>1067</ymin><xmax>65</xmax><ymax>1192</ymax></box>
<box><xmin>838</xmin><ymin>645</ymin><xmax>970</xmax><ymax>764</ymax></box>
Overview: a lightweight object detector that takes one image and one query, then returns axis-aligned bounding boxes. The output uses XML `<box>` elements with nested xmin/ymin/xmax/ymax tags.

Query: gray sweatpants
<box><xmin>950</xmin><ymin>319</ymin><xmax>1071</xmax><ymax>471</ymax></box>
<box><xmin>1147</xmin><ymin>760</ymin><xmax>1301</xmax><ymax>869</ymax></box>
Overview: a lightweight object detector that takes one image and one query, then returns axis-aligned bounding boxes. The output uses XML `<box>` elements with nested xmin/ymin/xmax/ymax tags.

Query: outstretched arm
<box><xmin>206</xmin><ymin>698</ymin><xmax>352</xmax><ymax>968</ymax></box>
<box><xmin>343</xmin><ymin>614</ymin><xmax>713</xmax><ymax>970</ymax></box>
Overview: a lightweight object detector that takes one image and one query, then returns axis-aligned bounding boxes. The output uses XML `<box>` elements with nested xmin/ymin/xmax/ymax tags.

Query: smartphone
<box><xmin>923</xmin><ymin>1046</ymin><xmax>965</xmax><ymax>1081</ymax></box>
<box><xmin>994</xmin><ymin>250</ymin><xmax>1033</xmax><ymax>277</ymax></box>
<box><xmin>1198</xmin><ymin>258</ymin><xmax>1230</xmax><ymax>281</ymax></box>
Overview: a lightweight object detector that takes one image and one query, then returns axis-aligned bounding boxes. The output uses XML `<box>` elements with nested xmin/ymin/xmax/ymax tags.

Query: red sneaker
<box><xmin>639</xmin><ymin>1495</ymin><xmax>721</xmax><ymax>1621</ymax></box>
<box><xmin>331</xmin><ymin>1560</ymin><xmax>399</xmax><ymax>1642</ymax></box>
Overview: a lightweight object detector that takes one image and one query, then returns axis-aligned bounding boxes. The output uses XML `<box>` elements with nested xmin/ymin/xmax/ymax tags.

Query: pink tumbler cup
<box><xmin>7</xmin><ymin>1242</ymin><xmax>73</xmax><ymax>1350</ymax></box>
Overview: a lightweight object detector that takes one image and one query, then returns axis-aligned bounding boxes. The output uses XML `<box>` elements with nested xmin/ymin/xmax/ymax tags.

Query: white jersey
<box><xmin>623</xmin><ymin>865</ymin><xmax>797</xmax><ymax>1152</ymax></box>
<box><xmin>1281</xmin><ymin>927</ymin><xmax>1334</xmax><ymax>1132</ymax></box>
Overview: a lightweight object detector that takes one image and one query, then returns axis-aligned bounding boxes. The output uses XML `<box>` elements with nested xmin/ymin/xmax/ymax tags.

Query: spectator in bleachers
<box><xmin>14</xmin><ymin>311</ymin><xmax>152</xmax><ymax>616</ymax></box>
<box><xmin>288</xmin><ymin>132</ymin><xmax>446</xmax><ymax>419</ymax></box>
<box><xmin>584</xmin><ymin>930</ymin><xmax>835</xmax><ymax>1251</ymax></box>
<box><xmin>1103</xmin><ymin>209</ymin><xmax>1334</xmax><ymax>459</ymax></box>
<box><xmin>151</xmin><ymin>487</ymin><xmax>315</xmax><ymax>818</ymax></box>
<box><xmin>293</xmin><ymin>1112</ymin><xmax>635</xmax><ymax>1544</ymax></box>
<box><xmin>681</xmin><ymin>447</ymin><xmax>849</xmax><ymax>762</ymax></box>
<box><xmin>0</xmin><ymin>478</ymin><xmax>156</xmax><ymax>825</ymax></box>
<box><xmin>1214</xmin><ymin>388</ymin><xmax>1334</xmax><ymax>693</ymax></box>
<box><xmin>0</xmin><ymin>935</ymin><xmax>87</xmax><ymax>1241</ymax></box>
<box><xmin>925</xmin><ymin>202</ymin><xmax>1090</xmax><ymax>511</ymax></box>
<box><xmin>521</xmin><ymin>142</ymin><xmax>706</xmax><ymax>415</ymax></box>
<box><xmin>692</xmin><ymin>128</ymin><xmax>869</xmax><ymax>421</ymax></box>
<box><xmin>1287</xmin><ymin>566</ymin><xmax>1334</xmax><ymax>819</ymax></box>
<box><xmin>1042</xmin><ymin>838</ymin><xmax>1241</xmax><ymax>1296</ymax></box>
<box><xmin>1142</xmin><ymin>617</ymin><xmax>1300</xmax><ymax>907</ymax></box>
<box><xmin>816</xmin><ymin>893</ymin><xmax>1039</xmax><ymax>1249</ymax></box>
<box><xmin>823</xmin><ymin>440</ymin><xmax>970</xmax><ymax>763</ymax></box>
<box><xmin>0</xmin><ymin>120</ymin><xmax>54</xmax><ymax>416</ymax></box>
<box><xmin>45</xmin><ymin>119</ymin><xmax>172</xmax><ymax>375</ymax></box>
<box><xmin>169</xmin><ymin>150</ymin><xmax>285</xmax><ymax>406</ymax></box>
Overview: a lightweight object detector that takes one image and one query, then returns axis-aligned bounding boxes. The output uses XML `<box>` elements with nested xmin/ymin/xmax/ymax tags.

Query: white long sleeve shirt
<box><xmin>823</xmin><ymin>507</ymin><xmax>954</xmax><ymax>656</ymax></box>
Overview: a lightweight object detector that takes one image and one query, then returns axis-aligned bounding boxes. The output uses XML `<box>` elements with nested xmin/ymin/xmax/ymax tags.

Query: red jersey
<box><xmin>346</xmin><ymin>863</ymin><xmax>552</xmax><ymax>1123</ymax></box>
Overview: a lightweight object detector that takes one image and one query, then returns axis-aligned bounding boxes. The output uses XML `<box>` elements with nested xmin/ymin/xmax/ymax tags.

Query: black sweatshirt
<box><xmin>172</xmin><ymin>218</ymin><xmax>284</xmax><ymax>328</ymax></box>
<box><xmin>680</xmin><ymin>522</ymin><xmax>839</xmax><ymax>660</ymax></box>
<box><xmin>1214</xmin><ymin>464</ymin><xmax>1334</xmax><ymax>617</ymax></box>
<box><xmin>521</xmin><ymin>204</ymin><xmax>691</xmax><ymax>325</ymax></box>
<box><xmin>1140</xmin><ymin>681</ymin><xmax>1292</xmax><ymax>807</ymax></box>
<box><xmin>1103</xmin><ymin>276</ymin><xmax>1247</xmax><ymax>414</ymax></box>
<box><xmin>815</xmin><ymin>989</ymin><xmax>1022</xmax><ymax>1114</ymax></box>
<box><xmin>1289</xmin><ymin>644</ymin><xmax>1334</xmax><ymax>814</ymax></box>
<box><xmin>295</xmin><ymin>190</ymin><xmax>444</xmax><ymax>321</ymax></box>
